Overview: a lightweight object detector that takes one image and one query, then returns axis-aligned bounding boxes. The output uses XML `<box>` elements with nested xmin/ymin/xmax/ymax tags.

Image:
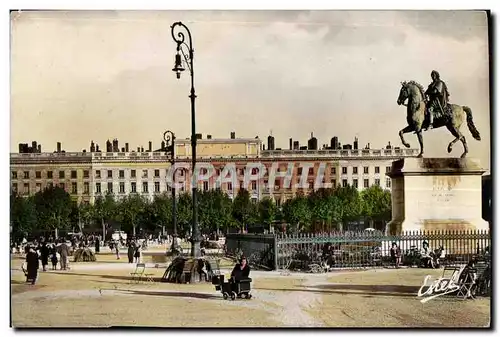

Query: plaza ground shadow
<box><xmin>49</xmin><ymin>271</ymin><xmax>213</xmax><ymax>287</ymax></box>
<box><xmin>116</xmin><ymin>289</ymin><xmax>220</xmax><ymax>300</ymax></box>
<box><xmin>253</xmin><ymin>283</ymin><xmax>419</xmax><ymax>298</ymax></box>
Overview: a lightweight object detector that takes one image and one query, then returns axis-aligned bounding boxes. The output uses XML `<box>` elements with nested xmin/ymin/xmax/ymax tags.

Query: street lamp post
<box><xmin>163</xmin><ymin>130</ymin><xmax>179</xmax><ymax>254</ymax></box>
<box><xmin>171</xmin><ymin>21</ymin><xmax>201</xmax><ymax>258</ymax></box>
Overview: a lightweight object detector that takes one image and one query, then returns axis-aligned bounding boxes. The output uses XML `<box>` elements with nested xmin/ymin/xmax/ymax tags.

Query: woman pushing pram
<box><xmin>213</xmin><ymin>256</ymin><xmax>253</xmax><ymax>300</ymax></box>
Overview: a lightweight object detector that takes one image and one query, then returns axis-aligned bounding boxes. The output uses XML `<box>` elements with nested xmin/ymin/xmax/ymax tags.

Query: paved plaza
<box><xmin>10</xmin><ymin>253</ymin><xmax>490</xmax><ymax>328</ymax></box>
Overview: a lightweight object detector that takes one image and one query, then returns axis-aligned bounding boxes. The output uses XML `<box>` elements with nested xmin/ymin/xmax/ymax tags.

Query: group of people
<box><xmin>22</xmin><ymin>239</ymin><xmax>71</xmax><ymax>285</ymax></box>
<box><xmin>127</xmin><ymin>241</ymin><xmax>143</xmax><ymax>263</ymax></box>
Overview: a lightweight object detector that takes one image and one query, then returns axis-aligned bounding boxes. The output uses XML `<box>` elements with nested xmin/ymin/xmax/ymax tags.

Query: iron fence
<box><xmin>275</xmin><ymin>230</ymin><xmax>490</xmax><ymax>271</ymax></box>
<box><xmin>225</xmin><ymin>230</ymin><xmax>490</xmax><ymax>272</ymax></box>
<box><xmin>224</xmin><ymin>233</ymin><xmax>276</xmax><ymax>270</ymax></box>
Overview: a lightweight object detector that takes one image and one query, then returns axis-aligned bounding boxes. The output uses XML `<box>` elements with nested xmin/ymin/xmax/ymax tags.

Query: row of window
<box><xmin>11</xmin><ymin>169</ymin><xmax>177</xmax><ymax>180</ymax></box>
<box><xmin>12</xmin><ymin>176</ymin><xmax>391</xmax><ymax>196</ymax></box>
<box><xmin>339</xmin><ymin>166</ymin><xmax>391</xmax><ymax>175</ymax></box>
<box><xmin>12</xmin><ymin>182</ymin><xmax>91</xmax><ymax>195</ymax></box>
<box><xmin>12</xmin><ymin>170</ymin><xmax>90</xmax><ymax>180</ymax></box>
<box><xmin>12</xmin><ymin>165</ymin><xmax>392</xmax><ymax>181</ymax></box>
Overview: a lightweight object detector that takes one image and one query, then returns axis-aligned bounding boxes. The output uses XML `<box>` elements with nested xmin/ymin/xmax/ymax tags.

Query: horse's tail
<box><xmin>463</xmin><ymin>106</ymin><xmax>481</xmax><ymax>141</ymax></box>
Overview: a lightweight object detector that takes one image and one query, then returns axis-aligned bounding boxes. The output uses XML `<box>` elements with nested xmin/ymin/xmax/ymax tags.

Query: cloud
<box><xmin>10</xmin><ymin>10</ymin><xmax>491</xmax><ymax>169</ymax></box>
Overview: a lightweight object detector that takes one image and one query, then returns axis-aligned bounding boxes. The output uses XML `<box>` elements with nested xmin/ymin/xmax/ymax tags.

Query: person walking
<box><xmin>25</xmin><ymin>246</ymin><xmax>39</xmax><ymax>285</ymax></box>
<box><xmin>127</xmin><ymin>241</ymin><xmax>135</xmax><ymax>264</ymax></box>
<box><xmin>95</xmin><ymin>237</ymin><xmax>100</xmax><ymax>254</ymax></box>
<box><xmin>40</xmin><ymin>242</ymin><xmax>50</xmax><ymax>272</ymax></box>
<box><xmin>114</xmin><ymin>240</ymin><xmax>120</xmax><ymax>260</ymax></box>
<box><xmin>134</xmin><ymin>244</ymin><xmax>141</xmax><ymax>263</ymax></box>
<box><xmin>50</xmin><ymin>245</ymin><xmax>59</xmax><ymax>270</ymax></box>
<box><xmin>58</xmin><ymin>240</ymin><xmax>70</xmax><ymax>270</ymax></box>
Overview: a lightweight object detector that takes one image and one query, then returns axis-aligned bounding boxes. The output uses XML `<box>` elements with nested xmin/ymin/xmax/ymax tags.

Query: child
<box><xmin>51</xmin><ymin>249</ymin><xmax>59</xmax><ymax>270</ymax></box>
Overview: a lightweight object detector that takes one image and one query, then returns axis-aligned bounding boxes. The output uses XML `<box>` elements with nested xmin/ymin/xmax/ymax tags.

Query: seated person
<box><xmin>420</xmin><ymin>241</ymin><xmax>432</xmax><ymax>268</ymax></box>
<box><xmin>231</xmin><ymin>256</ymin><xmax>251</xmax><ymax>281</ymax></box>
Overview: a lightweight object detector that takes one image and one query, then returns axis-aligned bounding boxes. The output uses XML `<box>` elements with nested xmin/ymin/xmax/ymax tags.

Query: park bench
<box><xmin>180</xmin><ymin>259</ymin><xmax>195</xmax><ymax>283</ymax></box>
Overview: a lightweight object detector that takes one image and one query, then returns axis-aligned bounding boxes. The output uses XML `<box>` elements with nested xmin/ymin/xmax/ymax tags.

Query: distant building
<box><xmin>10</xmin><ymin>134</ymin><xmax>419</xmax><ymax>205</ymax></box>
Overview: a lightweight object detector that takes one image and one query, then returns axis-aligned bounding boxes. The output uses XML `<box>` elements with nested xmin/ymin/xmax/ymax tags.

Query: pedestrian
<box><xmin>390</xmin><ymin>242</ymin><xmax>402</xmax><ymax>268</ymax></box>
<box><xmin>25</xmin><ymin>246</ymin><xmax>39</xmax><ymax>285</ymax></box>
<box><xmin>58</xmin><ymin>239</ymin><xmax>70</xmax><ymax>270</ymax></box>
<box><xmin>50</xmin><ymin>246</ymin><xmax>58</xmax><ymax>270</ymax></box>
<box><xmin>40</xmin><ymin>241</ymin><xmax>50</xmax><ymax>272</ymax></box>
<box><xmin>95</xmin><ymin>237</ymin><xmax>100</xmax><ymax>254</ymax></box>
<box><xmin>134</xmin><ymin>244</ymin><xmax>141</xmax><ymax>263</ymax></box>
<box><xmin>115</xmin><ymin>240</ymin><xmax>120</xmax><ymax>260</ymax></box>
<box><xmin>127</xmin><ymin>241</ymin><xmax>135</xmax><ymax>263</ymax></box>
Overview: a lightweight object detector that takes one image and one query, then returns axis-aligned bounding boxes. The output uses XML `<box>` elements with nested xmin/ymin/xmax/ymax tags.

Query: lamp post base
<box><xmin>190</xmin><ymin>238</ymin><xmax>202</xmax><ymax>258</ymax></box>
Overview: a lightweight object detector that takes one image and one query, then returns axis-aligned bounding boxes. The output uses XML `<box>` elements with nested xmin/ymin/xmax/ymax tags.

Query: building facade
<box><xmin>10</xmin><ymin>137</ymin><xmax>420</xmax><ymax>205</ymax></box>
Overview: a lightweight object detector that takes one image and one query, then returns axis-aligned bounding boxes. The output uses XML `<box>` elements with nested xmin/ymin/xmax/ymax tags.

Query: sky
<box><xmin>10</xmin><ymin>10</ymin><xmax>491</xmax><ymax>169</ymax></box>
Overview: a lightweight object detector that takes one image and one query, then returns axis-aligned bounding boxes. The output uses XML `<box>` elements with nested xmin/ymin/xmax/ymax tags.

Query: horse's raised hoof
<box><xmin>460</xmin><ymin>153</ymin><xmax>467</xmax><ymax>159</ymax></box>
<box><xmin>417</xmin><ymin>153</ymin><xmax>423</xmax><ymax>158</ymax></box>
<box><xmin>403</xmin><ymin>143</ymin><xmax>410</xmax><ymax>148</ymax></box>
<box><xmin>447</xmin><ymin>146</ymin><xmax>453</xmax><ymax>153</ymax></box>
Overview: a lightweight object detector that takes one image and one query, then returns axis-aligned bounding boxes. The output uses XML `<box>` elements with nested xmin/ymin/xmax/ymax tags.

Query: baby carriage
<box><xmin>212</xmin><ymin>274</ymin><xmax>252</xmax><ymax>300</ymax></box>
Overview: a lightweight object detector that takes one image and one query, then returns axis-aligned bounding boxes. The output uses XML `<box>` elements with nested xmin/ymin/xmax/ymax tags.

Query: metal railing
<box><xmin>225</xmin><ymin>230</ymin><xmax>491</xmax><ymax>271</ymax></box>
<box><xmin>275</xmin><ymin>230</ymin><xmax>490</xmax><ymax>271</ymax></box>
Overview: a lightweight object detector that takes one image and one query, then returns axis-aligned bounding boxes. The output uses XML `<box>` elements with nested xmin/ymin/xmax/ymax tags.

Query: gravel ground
<box><xmin>10</xmin><ymin>259</ymin><xmax>490</xmax><ymax>328</ymax></box>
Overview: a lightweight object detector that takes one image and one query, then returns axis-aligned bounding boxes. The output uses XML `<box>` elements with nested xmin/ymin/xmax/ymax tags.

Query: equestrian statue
<box><xmin>397</xmin><ymin>70</ymin><xmax>481</xmax><ymax>158</ymax></box>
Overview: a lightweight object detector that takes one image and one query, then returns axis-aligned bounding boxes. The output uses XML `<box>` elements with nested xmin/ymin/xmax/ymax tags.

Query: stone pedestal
<box><xmin>387</xmin><ymin>157</ymin><xmax>489</xmax><ymax>235</ymax></box>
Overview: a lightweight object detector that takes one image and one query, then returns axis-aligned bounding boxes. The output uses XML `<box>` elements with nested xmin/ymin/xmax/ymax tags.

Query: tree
<box><xmin>282</xmin><ymin>192</ymin><xmax>311</xmax><ymax>233</ymax></box>
<box><xmin>79</xmin><ymin>202</ymin><xmax>95</xmax><ymax>231</ymax></box>
<box><xmin>308</xmin><ymin>188</ymin><xmax>335</xmax><ymax>232</ymax></box>
<box><xmin>198</xmin><ymin>189</ymin><xmax>233</xmax><ymax>234</ymax></box>
<box><xmin>10</xmin><ymin>193</ymin><xmax>37</xmax><ymax>240</ymax></box>
<box><xmin>150</xmin><ymin>192</ymin><xmax>173</xmax><ymax>234</ymax></box>
<box><xmin>117</xmin><ymin>194</ymin><xmax>148</xmax><ymax>237</ymax></box>
<box><xmin>231</xmin><ymin>189</ymin><xmax>256</xmax><ymax>232</ymax></box>
<box><xmin>33</xmin><ymin>186</ymin><xmax>73</xmax><ymax>238</ymax></box>
<box><xmin>258</xmin><ymin>197</ymin><xmax>277</xmax><ymax>232</ymax></box>
<box><xmin>93</xmin><ymin>192</ymin><xmax>118</xmax><ymax>239</ymax></box>
<box><xmin>177</xmin><ymin>192</ymin><xmax>193</xmax><ymax>236</ymax></box>
<box><xmin>360</xmin><ymin>185</ymin><xmax>392</xmax><ymax>230</ymax></box>
<box><xmin>331</xmin><ymin>185</ymin><xmax>363</xmax><ymax>231</ymax></box>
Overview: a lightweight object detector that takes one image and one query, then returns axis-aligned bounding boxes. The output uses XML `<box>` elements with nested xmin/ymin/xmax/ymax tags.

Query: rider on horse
<box><xmin>424</xmin><ymin>70</ymin><xmax>450</xmax><ymax>130</ymax></box>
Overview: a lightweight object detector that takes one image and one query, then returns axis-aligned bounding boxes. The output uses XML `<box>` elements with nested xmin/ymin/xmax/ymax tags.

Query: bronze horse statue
<box><xmin>397</xmin><ymin>81</ymin><xmax>481</xmax><ymax>158</ymax></box>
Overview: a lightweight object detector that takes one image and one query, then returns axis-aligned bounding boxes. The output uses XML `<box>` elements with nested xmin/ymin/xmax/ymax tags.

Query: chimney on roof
<box><xmin>230</xmin><ymin>132</ymin><xmax>235</xmax><ymax>139</ymax></box>
<box><xmin>289</xmin><ymin>138</ymin><xmax>293</xmax><ymax>150</ymax></box>
<box><xmin>57</xmin><ymin>142</ymin><xmax>61</xmax><ymax>153</ymax></box>
<box><xmin>37</xmin><ymin>144</ymin><xmax>42</xmax><ymax>153</ymax></box>
<box><xmin>125</xmin><ymin>143</ymin><xmax>129</xmax><ymax>152</ymax></box>
<box><xmin>148</xmin><ymin>141</ymin><xmax>152</xmax><ymax>152</ymax></box>
<box><xmin>207</xmin><ymin>135</ymin><xmax>212</xmax><ymax>139</ymax></box>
